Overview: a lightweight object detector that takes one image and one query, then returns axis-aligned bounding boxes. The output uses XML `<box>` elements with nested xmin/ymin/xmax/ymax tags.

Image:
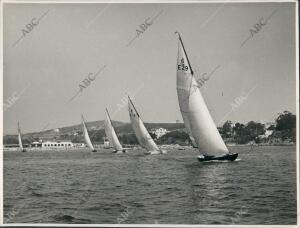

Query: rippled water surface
<box><xmin>3</xmin><ymin>146</ymin><xmax>297</xmax><ymax>224</ymax></box>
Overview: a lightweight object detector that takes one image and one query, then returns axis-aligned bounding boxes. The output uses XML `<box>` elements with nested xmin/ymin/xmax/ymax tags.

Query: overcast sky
<box><xmin>3</xmin><ymin>2</ymin><xmax>296</xmax><ymax>134</ymax></box>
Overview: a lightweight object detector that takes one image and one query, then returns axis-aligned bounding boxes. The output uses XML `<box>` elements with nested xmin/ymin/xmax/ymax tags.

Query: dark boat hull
<box><xmin>197</xmin><ymin>153</ymin><xmax>238</xmax><ymax>162</ymax></box>
<box><xmin>113</xmin><ymin>150</ymin><xmax>126</xmax><ymax>153</ymax></box>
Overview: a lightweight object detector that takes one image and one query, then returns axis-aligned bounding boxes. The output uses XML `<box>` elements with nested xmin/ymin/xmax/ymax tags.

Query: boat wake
<box><xmin>145</xmin><ymin>150</ymin><xmax>167</xmax><ymax>155</ymax></box>
<box><xmin>202</xmin><ymin>158</ymin><xmax>241</xmax><ymax>163</ymax></box>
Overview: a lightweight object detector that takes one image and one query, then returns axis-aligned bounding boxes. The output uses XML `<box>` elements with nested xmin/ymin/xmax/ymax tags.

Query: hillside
<box><xmin>5</xmin><ymin>110</ymin><xmax>295</xmax><ymax>146</ymax></box>
<box><xmin>3</xmin><ymin>121</ymin><xmax>185</xmax><ymax>144</ymax></box>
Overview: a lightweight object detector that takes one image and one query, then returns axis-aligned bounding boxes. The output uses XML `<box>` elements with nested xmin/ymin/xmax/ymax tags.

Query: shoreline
<box><xmin>3</xmin><ymin>143</ymin><xmax>296</xmax><ymax>152</ymax></box>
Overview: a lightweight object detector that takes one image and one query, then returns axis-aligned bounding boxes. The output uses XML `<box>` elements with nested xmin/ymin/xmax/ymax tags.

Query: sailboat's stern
<box><xmin>197</xmin><ymin>153</ymin><xmax>238</xmax><ymax>162</ymax></box>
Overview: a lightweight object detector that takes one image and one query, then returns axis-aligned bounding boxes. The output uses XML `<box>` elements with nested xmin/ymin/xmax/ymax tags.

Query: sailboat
<box><xmin>18</xmin><ymin>122</ymin><xmax>26</xmax><ymax>152</ymax></box>
<box><xmin>175</xmin><ymin>31</ymin><xmax>238</xmax><ymax>162</ymax></box>
<box><xmin>104</xmin><ymin>108</ymin><xmax>126</xmax><ymax>153</ymax></box>
<box><xmin>81</xmin><ymin>115</ymin><xmax>97</xmax><ymax>152</ymax></box>
<box><xmin>128</xmin><ymin>96</ymin><xmax>166</xmax><ymax>155</ymax></box>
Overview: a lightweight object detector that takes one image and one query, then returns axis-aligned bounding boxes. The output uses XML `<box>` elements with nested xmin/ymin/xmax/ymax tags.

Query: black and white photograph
<box><xmin>1</xmin><ymin>0</ymin><xmax>298</xmax><ymax>226</ymax></box>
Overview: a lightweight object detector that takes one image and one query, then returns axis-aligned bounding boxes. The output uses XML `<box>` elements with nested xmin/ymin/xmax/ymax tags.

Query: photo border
<box><xmin>1</xmin><ymin>0</ymin><xmax>298</xmax><ymax>227</ymax></box>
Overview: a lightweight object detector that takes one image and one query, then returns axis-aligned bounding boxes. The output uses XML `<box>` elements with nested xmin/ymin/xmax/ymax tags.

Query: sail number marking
<box><xmin>178</xmin><ymin>58</ymin><xmax>189</xmax><ymax>71</ymax></box>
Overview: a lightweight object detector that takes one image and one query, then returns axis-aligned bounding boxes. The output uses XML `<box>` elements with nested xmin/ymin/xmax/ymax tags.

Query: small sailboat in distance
<box><xmin>175</xmin><ymin>31</ymin><xmax>238</xmax><ymax>162</ymax></box>
<box><xmin>81</xmin><ymin>115</ymin><xmax>97</xmax><ymax>152</ymax></box>
<box><xmin>18</xmin><ymin>122</ymin><xmax>26</xmax><ymax>152</ymax></box>
<box><xmin>104</xmin><ymin>108</ymin><xmax>126</xmax><ymax>153</ymax></box>
<box><xmin>128</xmin><ymin>96</ymin><xmax>166</xmax><ymax>155</ymax></box>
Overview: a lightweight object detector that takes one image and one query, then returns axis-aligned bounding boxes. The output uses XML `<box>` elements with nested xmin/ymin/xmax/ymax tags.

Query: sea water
<box><xmin>3</xmin><ymin>146</ymin><xmax>297</xmax><ymax>224</ymax></box>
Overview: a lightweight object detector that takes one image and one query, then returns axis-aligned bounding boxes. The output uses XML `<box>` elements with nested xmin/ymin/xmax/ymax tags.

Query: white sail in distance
<box><xmin>104</xmin><ymin>109</ymin><xmax>124</xmax><ymax>152</ymax></box>
<box><xmin>128</xmin><ymin>96</ymin><xmax>160</xmax><ymax>153</ymax></box>
<box><xmin>81</xmin><ymin>115</ymin><xmax>97</xmax><ymax>152</ymax></box>
<box><xmin>176</xmin><ymin>32</ymin><xmax>229</xmax><ymax>156</ymax></box>
<box><xmin>18</xmin><ymin>122</ymin><xmax>25</xmax><ymax>152</ymax></box>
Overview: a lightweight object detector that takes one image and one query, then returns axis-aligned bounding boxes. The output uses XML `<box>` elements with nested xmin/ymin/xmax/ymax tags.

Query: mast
<box><xmin>128</xmin><ymin>96</ymin><xmax>140</xmax><ymax>118</ymax></box>
<box><xmin>105</xmin><ymin>108</ymin><xmax>115</xmax><ymax>128</ymax></box>
<box><xmin>175</xmin><ymin>31</ymin><xmax>194</xmax><ymax>75</ymax></box>
<box><xmin>18</xmin><ymin>121</ymin><xmax>21</xmax><ymax>135</ymax></box>
<box><xmin>81</xmin><ymin>114</ymin><xmax>87</xmax><ymax>128</ymax></box>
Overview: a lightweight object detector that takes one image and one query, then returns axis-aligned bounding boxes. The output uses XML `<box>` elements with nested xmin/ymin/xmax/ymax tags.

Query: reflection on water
<box><xmin>3</xmin><ymin>146</ymin><xmax>297</xmax><ymax>224</ymax></box>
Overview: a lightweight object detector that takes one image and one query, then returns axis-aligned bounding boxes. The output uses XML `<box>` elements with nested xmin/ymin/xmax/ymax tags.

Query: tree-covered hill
<box><xmin>3</xmin><ymin>111</ymin><xmax>296</xmax><ymax>146</ymax></box>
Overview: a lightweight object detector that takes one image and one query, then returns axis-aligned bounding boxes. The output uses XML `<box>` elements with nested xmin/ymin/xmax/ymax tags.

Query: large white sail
<box><xmin>104</xmin><ymin>109</ymin><xmax>124</xmax><ymax>152</ymax></box>
<box><xmin>81</xmin><ymin>115</ymin><xmax>97</xmax><ymax>152</ymax></box>
<box><xmin>175</xmin><ymin>43</ymin><xmax>197</xmax><ymax>147</ymax></box>
<box><xmin>18</xmin><ymin>122</ymin><xmax>25</xmax><ymax>152</ymax></box>
<box><xmin>176</xmin><ymin>32</ymin><xmax>229</xmax><ymax>156</ymax></box>
<box><xmin>128</xmin><ymin>96</ymin><xmax>160</xmax><ymax>153</ymax></box>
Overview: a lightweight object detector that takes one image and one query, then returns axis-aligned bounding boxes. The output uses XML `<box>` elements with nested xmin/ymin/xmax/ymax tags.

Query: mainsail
<box><xmin>128</xmin><ymin>96</ymin><xmax>160</xmax><ymax>153</ymax></box>
<box><xmin>18</xmin><ymin>122</ymin><xmax>26</xmax><ymax>152</ymax></box>
<box><xmin>81</xmin><ymin>115</ymin><xmax>97</xmax><ymax>152</ymax></box>
<box><xmin>176</xmin><ymin>32</ymin><xmax>229</xmax><ymax>156</ymax></box>
<box><xmin>104</xmin><ymin>108</ymin><xmax>124</xmax><ymax>152</ymax></box>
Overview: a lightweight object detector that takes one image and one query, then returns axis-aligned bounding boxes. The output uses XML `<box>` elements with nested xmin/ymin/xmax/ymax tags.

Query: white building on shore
<box><xmin>42</xmin><ymin>141</ymin><xmax>74</xmax><ymax>149</ymax></box>
<box><xmin>73</xmin><ymin>143</ymin><xmax>86</xmax><ymax>148</ymax></box>
<box><xmin>150</xmin><ymin>128</ymin><xmax>169</xmax><ymax>138</ymax></box>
